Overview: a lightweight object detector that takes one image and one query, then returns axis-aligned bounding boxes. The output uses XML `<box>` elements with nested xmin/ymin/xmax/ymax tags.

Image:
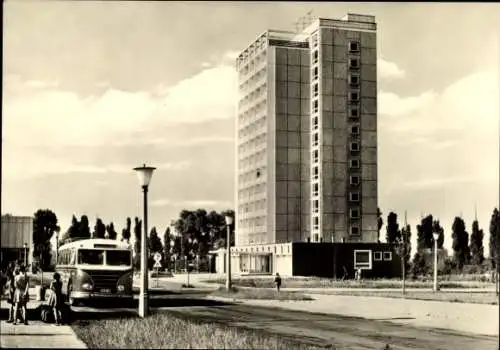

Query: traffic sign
<box><xmin>153</xmin><ymin>261</ymin><xmax>162</xmax><ymax>268</ymax></box>
<box><xmin>153</xmin><ymin>252</ymin><xmax>162</xmax><ymax>262</ymax></box>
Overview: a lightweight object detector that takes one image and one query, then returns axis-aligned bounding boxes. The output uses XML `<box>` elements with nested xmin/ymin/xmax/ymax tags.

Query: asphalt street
<box><xmin>67</xmin><ymin>289</ymin><xmax>498</xmax><ymax>350</ymax></box>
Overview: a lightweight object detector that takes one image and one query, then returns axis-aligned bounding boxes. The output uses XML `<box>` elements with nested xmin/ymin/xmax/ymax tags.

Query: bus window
<box><xmin>70</xmin><ymin>249</ymin><xmax>76</xmax><ymax>265</ymax></box>
<box><xmin>78</xmin><ymin>249</ymin><xmax>104</xmax><ymax>265</ymax></box>
<box><xmin>106</xmin><ymin>250</ymin><xmax>131</xmax><ymax>266</ymax></box>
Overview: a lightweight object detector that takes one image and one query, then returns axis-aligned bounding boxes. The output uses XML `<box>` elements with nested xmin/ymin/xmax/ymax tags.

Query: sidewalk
<box><xmin>0</xmin><ymin>289</ymin><xmax>87</xmax><ymax>349</ymax></box>
<box><xmin>0</xmin><ymin>320</ymin><xmax>87</xmax><ymax>349</ymax></box>
<box><xmin>208</xmin><ymin>293</ymin><xmax>499</xmax><ymax>337</ymax></box>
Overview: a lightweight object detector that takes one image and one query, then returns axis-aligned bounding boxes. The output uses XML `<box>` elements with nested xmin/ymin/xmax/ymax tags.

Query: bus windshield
<box><xmin>78</xmin><ymin>249</ymin><xmax>104</xmax><ymax>265</ymax></box>
<box><xmin>106</xmin><ymin>250</ymin><xmax>131</xmax><ymax>266</ymax></box>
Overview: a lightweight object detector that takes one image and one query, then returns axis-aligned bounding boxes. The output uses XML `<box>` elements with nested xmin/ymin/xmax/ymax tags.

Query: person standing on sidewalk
<box><xmin>46</xmin><ymin>272</ymin><xmax>64</xmax><ymax>325</ymax></box>
<box><xmin>12</xmin><ymin>265</ymin><xmax>29</xmax><ymax>325</ymax></box>
<box><xmin>5</xmin><ymin>267</ymin><xmax>16</xmax><ymax>323</ymax></box>
<box><xmin>274</xmin><ymin>272</ymin><xmax>282</xmax><ymax>292</ymax></box>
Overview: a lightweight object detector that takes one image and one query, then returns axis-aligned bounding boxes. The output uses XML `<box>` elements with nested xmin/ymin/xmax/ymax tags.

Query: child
<box><xmin>46</xmin><ymin>272</ymin><xmax>63</xmax><ymax>325</ymax></box>
<box><xmin>5</xmin><ymin>267</ymin><xmax>15</xmax><ymax>323</ymax></box>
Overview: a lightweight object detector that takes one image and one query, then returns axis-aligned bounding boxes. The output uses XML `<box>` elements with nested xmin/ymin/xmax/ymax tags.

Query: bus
<box><xmin>56</xmin><ymin>238</ymin><xmax>133</xmax><ymax>306</ymax></box>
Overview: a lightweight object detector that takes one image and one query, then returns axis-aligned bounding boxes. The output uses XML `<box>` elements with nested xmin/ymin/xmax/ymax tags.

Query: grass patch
<box><xmin>202</xmin><ymin>277</ymin><xmax>493</xmax><ymax>290</ymax></box>
<box><xmin>314</xmin><ymin>290</ymin><xmax>499</xmax><ymax>305</ymax></box>
<box><xmin>211</xmin><ymin>286</ymin><xmax>313</xmax><ymax>301</ymax></box>
<box><xmin>72</xmin><ymin>311</ymin><xmax>323</xmax><ymax>349</ymax></box>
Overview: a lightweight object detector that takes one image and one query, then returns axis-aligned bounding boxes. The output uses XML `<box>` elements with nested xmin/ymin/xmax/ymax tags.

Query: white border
<box><xmin>354</xmin><ymin>249</ymin><xmax>372</xmax><ymax>270</ymax></box>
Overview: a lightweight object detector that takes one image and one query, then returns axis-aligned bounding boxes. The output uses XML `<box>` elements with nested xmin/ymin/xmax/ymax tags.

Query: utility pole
<box><xmin>402</xmin><ymin>210</ymin><xmax>407</xmax><ymax>295</ymax></box>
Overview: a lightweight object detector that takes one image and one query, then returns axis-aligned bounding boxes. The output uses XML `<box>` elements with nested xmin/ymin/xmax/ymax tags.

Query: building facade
<box><xmin>215</xmin><ymin>13</ymin><xmax>384</xmax><ymax>277</ymax></box>
<box><xmin>1</xmin><ymin>214</ymin><xmax>34</xmax><ymax>268</ymax></box>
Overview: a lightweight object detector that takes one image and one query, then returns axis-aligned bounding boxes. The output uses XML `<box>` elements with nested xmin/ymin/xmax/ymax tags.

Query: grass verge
<box><xmin>211</xmin><ymin>286</ymin><xmax>313</xmax><ymax>301</ymax></box>
<box><xmin>202</xmin><ymin>277</ymin><xmax>493</xmax><ymax>290</ymax></box>
<box><xmin>313</xmin><ymin>290</ymin><xmax>499</xmax><ymax>305</ymax></box>
<box><xmin>71</xmin><ymin>311</ymin><xmax>324</xmax><ymax>349</ymax></box>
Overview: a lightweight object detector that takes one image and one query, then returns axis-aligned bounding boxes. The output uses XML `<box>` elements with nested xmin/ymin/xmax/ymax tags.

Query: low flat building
<box><xmin>211</xmin><ymin>242</ymin><xmax>401</xmax><ymax>278</ymax></box>
<box><xmin>1</xmin><ymin>214</ymin><xmax>34</xmax><ymax>268</ymax></box>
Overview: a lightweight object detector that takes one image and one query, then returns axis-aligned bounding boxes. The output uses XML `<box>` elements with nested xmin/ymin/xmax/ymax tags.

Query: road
<box><xmin>67</xmin><ymin>288</ymin><xmax>497</xmax><ymax>350</ymax></box>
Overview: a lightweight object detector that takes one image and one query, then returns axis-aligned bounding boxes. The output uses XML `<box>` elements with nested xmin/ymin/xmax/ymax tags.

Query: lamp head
<box><xmin>23</xmin><ymin>242</ymin><xmax>28</xmax><ymax>248</ymax></box>
<box><xmin>433</xmin><ymin>232</ymin><xmax>440</xmax><ymax>241</ymax></box>
<box><xmin>133</xmin><ymin>164</ymin><xmax>156</xmax><ymax>187</ymax></box>
<box><xmin>225</xmin><ymin>215</ymin><xmax>233</xmax><ymax>225</ymax></box>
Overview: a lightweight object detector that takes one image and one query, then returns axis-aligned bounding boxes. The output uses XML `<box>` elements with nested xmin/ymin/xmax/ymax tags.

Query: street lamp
<box><xmin>225</xmin><ymin>215</ymin><xmax>233</xmax><ymax>291</ymax></box>
<box><xmin>23</xmin><ymin>242</ymin><xmax>28</xmax><ymax>267</ymax></box>
<box><xmin>433</xmin><ymin>231</ymin><xmax>440</xmax><ymax>292</ymax></box>
<box><xmin>133</xmin><ymin>164</ymin><xmax>156</xmax><ymax>318</ymax></box>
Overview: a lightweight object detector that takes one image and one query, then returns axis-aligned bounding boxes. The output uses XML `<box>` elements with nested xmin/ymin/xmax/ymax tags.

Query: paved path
<box><xmin>208</xmin><ymin>294</ymin><xmax>499</xmax><ymax>337</ymax></box>
<box><xmin>0</xmin><ymin>320</ymin><xmax>87</xmax><ymax>349</ymax></box>
<box><xmin>165</xmin><ymin>303</ymin><xmax>498</xmax><ymax>350</ymax></box>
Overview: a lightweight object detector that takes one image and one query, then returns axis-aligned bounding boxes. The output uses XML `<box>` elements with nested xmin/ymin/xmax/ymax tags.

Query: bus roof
<box><xmin>59</xmin><ymin>238</ymin><xmax>132</xmax><ymax>251</ymax></box>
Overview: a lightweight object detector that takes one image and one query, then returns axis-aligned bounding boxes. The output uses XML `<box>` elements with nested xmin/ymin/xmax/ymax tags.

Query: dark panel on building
<box><xmin>292</xmin><ymin>243</ymin><xmax>334</xmax><ymax>277</ymax></box>
<box><xmin>292</xmin><ymin>242</ymin><xmax>401</xmax><ymax>279</ymax></box>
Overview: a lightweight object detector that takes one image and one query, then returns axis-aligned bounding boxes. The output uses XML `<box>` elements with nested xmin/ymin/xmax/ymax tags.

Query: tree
<box><xmin>33</xmin><ymin>209</ymin><xmax>59</xmax><ymax>270</ymax></box>
<box><xmin>163</xmin><ymin>227</ymin><xmax>172</xmax><ymax>269</ymax></box>
<box><xmin>416</xmin><ymin>215</ymin><xmax>434</xmax><ymax>250</ymax></box>
<box><xmin>470</xmin><ymin>219</ymin><xmax>485</xmax><ymax>266</ymax></box>
<box><xmin>79</xmin><ymin>215</ymin><xmax>91</xmax><ymax>240</ymax></box>
<box><xmin>386</xmin><ymin>212</ymin><xmax>401</xmax><ymax>245</ymax></box>
<box><xmin>148</xmin><ymin>227</ymin><xmax>163</xmax><ymax>253</ymax></box>
<box><xmin>60</xmin><ymin>215</ymin><xmax>78</xmax><ymax>244</ymax></box>
<box><xmin>106</xmin><ymin>222</ymin><xmax>118</xmax><ymax>240</ymax></box>
<box><xmin>489</xmin><ymin>208</ymin><xmax>500</xmax><ymax>269</ymax></box>
<box><xmin>377</xmin><ymin>208</ymin><xmax>383</xmax><ymax>243</ymax></box>
<box><xmin>92</xmin><ymin>218</ymin><xmax>106</xmax><ymax>239</ymax></box>
<box><xmin>451</xmin><ymin>217</ymin><xmax>470</xmax><ymax>270</ymax></box>
<box><xmin>133</xmin><ymin>217</ymin><xmax>142</xmax><ymax>269</ymax></box>
<box><xmin>433</xmin><ymin>219</ymin><xmax>445</xmax><ymax>249</ymax></box>
<box><xmin>411</xmin><ymin>251</ymin><xmax>429</xmax><ymax>278</ymax></box>
<box><xmin>402</xmin><ymin>224</ymin><xmax>412</xmax><ymax>268</ymax></box>
<box><xmin>121</xmin><ymin>217</ymin><xmax>131</xmax><ymax>243</ymax></box>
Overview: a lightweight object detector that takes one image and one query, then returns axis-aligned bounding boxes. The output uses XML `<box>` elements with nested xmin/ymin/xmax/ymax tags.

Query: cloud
<box><xmin>150</xmin><ymin>198</ymin><xmax>233</xmax><ymax>208</ymax></box>
<box><xmin>377</xmin><ymin>58</ymin><xmax>406</xmax><ymax>80</ymax></box>
<box><xmin>200</xmin><ymin>62</ymin><xmax>212</xmax><ymax>68</ymax></box>
<box><xmin>24</xmin><ymin>80</ymin><xmax>59</xmax><ymax>89</ymax></box>
<box><xmin>223</xmin><ymin>50</ymin><xmax>240</xmax><ymax>60</ymax></box>
<box><xmin>378</xmin><ymin>68</ymin><xmax>498</xmax><ymax>255</ymax></box>
<box><xmin>381</xmin><ymin>69</ymin><xmax>498</xmax><ymax>132</ymax></box>
<box><xmin>1</xmin><ymin>154</ymin><xmax>191</xmax><ymax>180</ymax></box>
<box><xmin>379</xmin><ymin>90</ymin><xmax>437</xmax><ymax>116</ymax></box>
<box><xmin>3</xmin><ymin>64</ymin><xmax>237</xmax><ymax>149</ymax></box>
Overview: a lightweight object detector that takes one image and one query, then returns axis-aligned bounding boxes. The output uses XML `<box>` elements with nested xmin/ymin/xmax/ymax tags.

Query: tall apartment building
<box><xmin>215</xmin><ymin>13</ymin><xmax>379</xmax><ymax>276</ymax></box>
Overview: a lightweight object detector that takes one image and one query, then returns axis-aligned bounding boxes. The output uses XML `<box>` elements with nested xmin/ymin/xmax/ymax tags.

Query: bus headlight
<box><xmin>117</xmin><ymin>285</ymin><xmax>125</xmax><ymax>292</ymax></box>
<box><xmin>82</xmin><ymin>283</ymin><xmax>93</xmax><ymax>291</ymax></box>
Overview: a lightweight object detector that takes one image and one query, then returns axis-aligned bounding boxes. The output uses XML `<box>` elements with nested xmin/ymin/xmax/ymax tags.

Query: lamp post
<box><xmin>433</xmin><ymin>231</ymin><xmax>440</xmax><ymax>292</ymax></box>
<box><xmin>225</xmin><ymin>215</ymin><xmax>233</xmax><ymax>291</ymax></box>
<box><xmin>23</xmin><ymin>242</ymin><xmax>28</xmax><ymax>267</ymax></box>
<box><xmin>133</xmin><ymin>164</ymin><xmax>156</xmax><ymax>318</ymax></box>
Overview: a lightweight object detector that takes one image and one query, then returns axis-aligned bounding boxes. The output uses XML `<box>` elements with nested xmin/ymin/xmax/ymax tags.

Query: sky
<box><xmin>2</xmin><ymin>2</ymin><xmax>499</xmax><ymax>254</ymax></box>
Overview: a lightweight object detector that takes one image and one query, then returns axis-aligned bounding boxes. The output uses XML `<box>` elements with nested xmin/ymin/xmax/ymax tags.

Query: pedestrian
<box><xmin>341</xmin><ymin>266</ymin><xmax>348</xmax><ymax>281</ymax></box>
<box><xmin>46</xmin><ymin>272</ymin><xmax>63</xmax><ymax>325</ymax></box>
<box><xmin>12</xmin><ymin>265</ymin><xmax>29</xmax><ymax>325</ymax></box>
<box><xmin>274</xmin><ymin>272</ymin><xmax>282</xmax><ymax>292</ymax></box>
<box><xmin>5</xmin><ymin>267</ymin><xmax>16</xmax><ymax>323</ymax></box>
<box><xmin>355</xmin><ymin>268</ymin><xmax>362</xmax><ymax>281</ymax></box>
